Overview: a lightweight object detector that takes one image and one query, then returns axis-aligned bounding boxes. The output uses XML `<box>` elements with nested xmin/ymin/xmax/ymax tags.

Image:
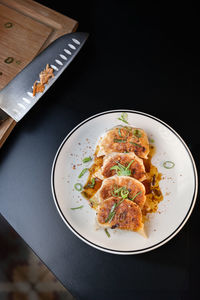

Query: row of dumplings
<box><xmin>93</xmin><ymin>126</ymin><xmax>150</xmax><ymax>237</ymax></box>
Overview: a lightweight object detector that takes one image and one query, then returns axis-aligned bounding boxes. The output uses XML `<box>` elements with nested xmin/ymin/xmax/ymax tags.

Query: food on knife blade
<box><xmin>96</xmin><ymin>175</ymin><xmax>146</xmax><ymax>209</ymax></box>
<box><xmin>97</xmin><ymin>197</ymin><xmax>145</xmax><ymax>236</ymax></box>
<box><xmin>96</xmin><ymin>152</ymin><xmax>146</xmax><ymax>181</ymax></box>
<box><xmin>32</xmin><ymin>64</ymin><xmax>54</xmax><ymax>96</ymax></box>
<box><xmin>97</xmin><ymin>126</ymin><xmax>149</xmax><ymax>159</ymax></box>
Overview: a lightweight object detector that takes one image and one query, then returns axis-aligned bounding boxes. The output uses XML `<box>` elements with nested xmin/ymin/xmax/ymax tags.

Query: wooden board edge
<box><xmin>0</xmin><ymin>0</ymin><xmax>79</xmax><ymax>148</ymax></box>
<box><xmin>0</xmin><ymin>118</ymin><xmax>17</xmax><ymax>148</ymax></box>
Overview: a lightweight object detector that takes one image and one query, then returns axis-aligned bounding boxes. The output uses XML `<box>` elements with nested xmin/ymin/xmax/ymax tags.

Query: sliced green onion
<box><xmin>104</xmin><ymin>228</ymin><xmax>110</xmax><ymax>238</ymax></box>
<box><xmin>110</xmin><ymin>165</ymin><xmax>121</xmax><ymax>172</ymax></box>
<box><xmin>149</xmin><ymin>138</ymin><xmax>155</xmax><ymax>143</ymax></box>
<box><xmin>110</xmin><ymin>160</ymin><xmax>134</xmax><ymax>176</ymax></box>
<box><xmin>111</xmin><ymin>186</ymin><xmax>122</xmax><ymax>197</ymax></box>
<box><xmin>105</xmin><ymin>202</ymin><xmax>117</xmax><ymax>223</ymax></box>
<box><xmin>113</xmin><ymin>138</ymin><xmax>127</xmax><ymax>143</ymax></box>
<box><xmin>82</xmin><ymin>156</ymin><xmax>92</xmax><ymax>163</ymax></box>
<box><xmin>129</xmin><ymin>141</ymin><xmax>143</xmax><ymax>148</ymax></box>
<box><xmin>105</xmin><ymin>199</ymin><xmax>125</xmax><ymax>223</ymax></box>
<box><xmin>118</xmin><ymin>112</ymin><xmax>129</xmax><ymax>124</ymax></box>
<box><xmin>129</xmin><ymin>191</ymin><xmax>142</xmax><ymax>201</ymax></box>
<box><xmin>87</xmin><ymin>177</ymin><xmax>96</xmax><ymax>188</ymax></box>
<box><xmin>78</xmin><ymin>168</ymin><xmax>88</xmax><ymax>178</ymax></box>
<box><xmin>117</xmin><ymin>198</ymin><xmax>125</xmax><ymax>206</ymax></box>
<box><xmin>118</xmin><ymin>128</ymin><xmax>122</xmax><ymax>137</ymax></box>
<box><xmin>89</xmin><ymin>198</ymin><xmax>99</xmax><ymax>205</ymax></box>
<box><xmin>126</xmin><ymin>159</ymin><xmax>134</xmax><ymax>169</ymax></box>
<box><xmin>120</xmin><ymin>188</ymin><xmax>129</xmax><ymax>199</ymax></box>
<box><xmin>163</xmin><ymin>161</ymin><xmax>175</xmax><ymax>169</ymax></box>
<box><xmin>74</xmin><ymin>183</ymin><xmax>83</xmax><ymax>191</ymax></box>
<box><xmin>111</xmin><ymin>185</ymin><xmax>130</xmax><ymax>198</ymax></box>
<box><xmin>70</xmin><ymin>205</ymin><xmax>84</xmax><ymax>210</ymax></box>
<box><xmin>133</xmin><ymin>129</ymin><xmax>142</xmax><ymax>138</ymax></box>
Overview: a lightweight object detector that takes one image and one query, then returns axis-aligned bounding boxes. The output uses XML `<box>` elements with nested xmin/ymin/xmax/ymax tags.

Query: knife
<box><xmin>0</xmin><ymin>32</ymin><xmax>88</xmax><ymax>145</ymax></box>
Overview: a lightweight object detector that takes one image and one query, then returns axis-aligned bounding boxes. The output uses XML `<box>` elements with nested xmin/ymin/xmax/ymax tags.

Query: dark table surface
<box><xmin>0</xmin><ymin>1</ymin><xmax>200</xmax><ymax>299</ymax></box>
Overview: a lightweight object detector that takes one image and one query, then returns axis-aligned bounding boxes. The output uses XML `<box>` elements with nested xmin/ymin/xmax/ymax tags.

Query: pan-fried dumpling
<box><xmin>97</xmin><ymin>197</ymin><xmax>146</xmax><ymax>236</ymax></box>
<box><xmin>96</xmin><ymin>152</ymin><xmax>146</xmax><ymax>181</ymax></box>
<box><xmin>97</xmin><ymin>126</ymin><xmax>149</xmax><ymax>159</ymax></box>
<box><xmin>96</xmin><ymin>175</ymin><xmax>146</xmax><ymax>209</ymax></box>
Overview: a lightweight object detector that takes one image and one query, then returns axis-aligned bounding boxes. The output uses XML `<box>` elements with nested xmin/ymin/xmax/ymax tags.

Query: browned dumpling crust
<box><xmin>97</xmin><ymin>126</ymin><xmax>149</xmax><ymax>159</ymax></box>
<box><xmin>97</xmin><ymin>197</ymin><xmax>143</xmax><ymax>232</ymax></box>
<box><xmin>97</xmin><ymin>175</ymin><xmax>146</xmax><ymax>209</ymax></box>
<box><xmin>101</xmin><ymin>152</ymin><xmax>146</xmax><ymax>181</ymax></box>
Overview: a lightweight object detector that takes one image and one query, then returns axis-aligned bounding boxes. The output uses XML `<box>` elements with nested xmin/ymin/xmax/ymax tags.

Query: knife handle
<box><xmin>0</xmin><ymin>117</ymin><xmax>16</xmax><ymax>148</ymax></box>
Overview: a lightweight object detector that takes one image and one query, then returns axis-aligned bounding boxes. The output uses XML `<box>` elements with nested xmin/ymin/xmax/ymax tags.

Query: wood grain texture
<box><xmin>0</xmin><ymin>3</ymin><xmax>52</xmax><ymax>88</ymax></box>
<box><xmin>0</xmin><ymin>0</ymin><xmax>78</xmax><ymax>148</ymax></box>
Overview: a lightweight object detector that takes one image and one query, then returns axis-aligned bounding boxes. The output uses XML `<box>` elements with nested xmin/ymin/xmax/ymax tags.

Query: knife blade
<box><xmin>0</xmin><ymin>32</ymin><xmax>88</xmax><ymax>122</ymax></box>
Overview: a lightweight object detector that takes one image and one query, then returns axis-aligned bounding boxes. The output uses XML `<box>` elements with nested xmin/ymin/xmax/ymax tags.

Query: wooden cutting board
<box><xmin>0</xmin><ymin>0</ymin><xmax>78</xmax><ymax>147</ymax></box>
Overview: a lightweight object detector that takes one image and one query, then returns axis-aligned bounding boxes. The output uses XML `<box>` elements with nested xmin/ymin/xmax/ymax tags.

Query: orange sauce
<box><xmin>142</xmin><ymin>145</ymin><xmax>163</xmax><ymax>216</ymax></box>
<box><xmin>81</xmin><ymin>155</ymin><xmax>103</xmax><ymax>209</ymax></box>
<box><xmin>82</xmin><ymin>144</ymin><xmax>163</xmax><ymax>215</ymax></box>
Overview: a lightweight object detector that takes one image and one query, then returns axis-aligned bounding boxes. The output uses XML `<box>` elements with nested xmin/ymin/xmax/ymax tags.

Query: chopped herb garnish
<box><xmin>118</xmin><ymin>112</ymin><xmax>129</xmax><ymax>124</ymax></box>
<box><xmin>129</xmin><ymin>191</ymin><xmax>142</xmax><ymax>201</ymax></box>
<box><xmin>163</xmin><ymin>161</ymin><xmax>175</xmax><ymax>169</ymax></box>
<box><xmin>110</xmin><ymin>160</ymin><xmax>134</xmax><ymax>176</ymax></box>
<box><xmin>120</xmin><ymin>188</ymin><xmax>130</xmax><ymax>199</ymax></box>
<box><xmin>104</xmin><ymin>228</ymin><xmax>111</xmax><ymax>238</ymax></box>
<box><xmin>133</xmin><ymin>129</ymin><xmax>142</xmax><ymax>138</ymax></box>
<box><xmin>129</xmin><ymin>141</ymin><xmax>143</xmax><ymax>148</ymax></box>
<box><xmin>107</xmin><ymin>187</ymin><xmax>142</xmax><ymax>222</ymax></box>
<box><xmin>78</xmin><ymin>168</ymin><xmax>88</xmax><ymax>178</ymax></box>
<box><xmin>114</xmin><ymin>138</ymin><xmax>127</xmax><ymax>143</ymax></box>
<box><xmin>87</xmin><ymin>177</ymin><xmax>96</xmax><ymax>188</ymax></box>
<box><xmin>111</xmin><ymin>185</ymin><xmax>121</xmax><ymax>197</ymax></box>
<box><xmin>89</xmin><ymin>198</ymin><xmax>99</xmax><ymax>205</ymax></box>
<box><xmin>82</xmin><ymin>156</ymin><xmax>92</xmax><ymax>163</ymax></box>
<box><xmin>111</xmin><ymin>185</ymin><xmax>142</xmax><ymax>202</ymax></box>
<box><xmin>105</xmin><ymin>202</ymin><xmax>117</xmax><ymax>223</ymax></box>
<box><xmin>149</xmin><ymin>138</ymin><xmax>155</xmax><ymax>143</ymax></box>
<box><xmin>71</xmin><ymin>205</ymin><xmax>84</xmax><ymax>210</ymax></box>
<box><xmin>105</xmin><ymin>199</ymin><xmax>124</xmax><ymax>223</ymax></box>
<box><xmin>118</xmin><ymin>128</ymin><xmax>122</xmax><ymax>137</ymax></box>
<box><xmin>111</xmin><ymin>186</ymin><xmax>130</xmax><ymax>199</ymax></box>
<box><xmin>74</xmin><ymin>183</ymin><xmax>83</xmax><ymax>191</ymax></box>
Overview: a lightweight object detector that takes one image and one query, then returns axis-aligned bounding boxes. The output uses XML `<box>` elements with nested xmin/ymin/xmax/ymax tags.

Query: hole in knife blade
<box><xmin>64</xmin><ymin>49</ymin><xmax>72</xmax><ymax>55</ymax></box>
<box><xmin>17</xmin><ymin>103</ymin><xmax>26</xmax><ymax>109</ymax></box>
<box><xmin>50</xmin><ymin>65</ymin><xmax>59</xmax><ymax>71</ymax></box>
<box><xmin>68</xmin><ymin>44</ymin><xmax>76</xmax><ymax>50</ymax></box>
<box><xmin>23</xmin><ymin>97</ymin><xmax>31</xmax><ymax>103</ymax></box>
<box><xmin>72</xmin><ymin>38</ymin><xmax>80</xmax><ymax>45</ymax></box>
<box><xmin>55</xmin><ymin>59</ymin><xmax>63</xmax><ymax>66</ymax></box>
<box><xmin>60</xmin><ymin>54</ymin><xmax>67</xmax><ymax>60</ymax></box>
<box><xmin>27</xmin><ymin>92</ymin><xmax>33</xmax><ymax>98</ymax></box>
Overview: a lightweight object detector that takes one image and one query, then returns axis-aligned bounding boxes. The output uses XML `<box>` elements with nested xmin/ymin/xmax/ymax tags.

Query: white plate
<box><xmin>51</xmin><ymin>110</ymin><xmax>198</xmax><ymax>255</ymax></box>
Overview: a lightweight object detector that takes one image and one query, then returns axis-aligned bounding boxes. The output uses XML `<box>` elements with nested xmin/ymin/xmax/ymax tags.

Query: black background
<box><xmin>0</xmin><ymin>1</ymin><xmax>200</xmax><ymax>299</ymax></box>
